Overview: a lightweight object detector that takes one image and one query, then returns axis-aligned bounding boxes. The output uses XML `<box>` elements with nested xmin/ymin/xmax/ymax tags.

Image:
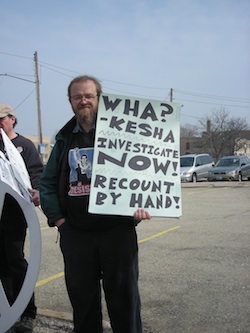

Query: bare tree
<box><xmin>180</xmin><ymin>123</ymin><xmax>200</xmax><ymax>138</ymax></box>
<box><xmin>199</xmin><ymin>107</ymin><xmax>248</xmax><ymax>161</ymax></box>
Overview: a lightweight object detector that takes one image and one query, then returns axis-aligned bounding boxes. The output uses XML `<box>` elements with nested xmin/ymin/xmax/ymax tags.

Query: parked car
<box><xmin>207</xmin><ymin>155</ymin><xmax>250</xmax><ymax>181</ymax></box>
<box><xmin>180</xmin><ymin>154</ymin><xmax>214</xmax><ymax>182</ymax></box>
<box><xmin>241</xmin><ymin>163</ymin><xmax>250</xmax><ymax>181</ymax></box>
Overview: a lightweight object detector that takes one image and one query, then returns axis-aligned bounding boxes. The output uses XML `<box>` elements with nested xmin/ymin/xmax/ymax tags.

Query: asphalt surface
<box><xmin>5</xmin><ymin>181</ymin><xmax>250</xmax><ymax>333</ymax></box>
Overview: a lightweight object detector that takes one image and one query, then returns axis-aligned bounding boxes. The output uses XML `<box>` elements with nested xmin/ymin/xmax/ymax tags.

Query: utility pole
<box><xmin>34</xmin><ymin>51</ymin><xmax>43</xmax><ymax>147</ymax></box>
<box><xmin>207</xmin><ymin>119</ymin><xmax>213</xmax><ymax>157</ymax></box>
<box><xmin>169</xmin><ymin>88</ymin><xmax>173</xmax><ymax>102</ymax></box>
<box><xmin>1</xmin><ymin>55</ymin><xmax>44</xmax><ymax>162</ymax></box>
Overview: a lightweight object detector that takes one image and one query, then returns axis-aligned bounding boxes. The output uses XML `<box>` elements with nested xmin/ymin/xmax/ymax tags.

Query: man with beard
<box><xmin>40</xmin><ymin>75</ymin><xmax>151</xmax><ymax>333</ymax></box>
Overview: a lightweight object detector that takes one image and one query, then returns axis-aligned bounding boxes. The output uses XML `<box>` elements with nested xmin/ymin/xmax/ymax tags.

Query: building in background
<box><xmin>25</xmin><ymin>135</ymin><xmax>52</xmax><ymax>164</ymax></box>
<box><xmin>180</xmin><ymin>130</ymin><xmax>250</xmax><ymax>162</ymax></box>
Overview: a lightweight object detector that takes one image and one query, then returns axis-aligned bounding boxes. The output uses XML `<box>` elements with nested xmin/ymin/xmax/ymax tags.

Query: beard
<box><xmin>74</xmin><ymin>105</ymin><xmax>98</xmax><ymax>124</ymax></box>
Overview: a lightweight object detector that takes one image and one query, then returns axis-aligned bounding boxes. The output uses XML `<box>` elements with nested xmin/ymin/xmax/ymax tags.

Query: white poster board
<box><xmin>0</xmin><ymin>150</ymin><xmax>21</xmax><ymax>195</ymax></box>
<box><xmin>0</xmin><ymin>132</ymin><xmax>41</xmax><ymax>332</ymax></box>
<box><xmin>0</xmin><ymin>180</ymin><xmax>41</xmax><ymax>333</ymax></box>
<box><xmin>89</xmin><ymin>94</ymin><xmax>182</xmax><ymax>218</ymax></box>
<box><xmin>1</xmin><ymin>129</ymin><xmax>31</xmax><ymax>202</ymax></box>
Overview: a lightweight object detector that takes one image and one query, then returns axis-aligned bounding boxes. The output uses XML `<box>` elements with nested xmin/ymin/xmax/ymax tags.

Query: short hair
<box><xmin>8</xmin><ymin>114</ymin><xmax>17</xmax><ymax>128</ymax></box>
<box><xmin>67</xmin><ymin>75</ymin><xmax>102</xmax><ymax>99</ymax></box>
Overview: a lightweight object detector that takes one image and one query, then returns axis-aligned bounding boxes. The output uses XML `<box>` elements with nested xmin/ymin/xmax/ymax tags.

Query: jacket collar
<box><xmin>56</xmin><ymin>116</ymin><xmax>76</xmax><ymax>141</ymax></box>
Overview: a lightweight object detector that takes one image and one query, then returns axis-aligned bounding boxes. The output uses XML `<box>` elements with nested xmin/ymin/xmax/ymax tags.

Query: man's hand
<box><xmin>28</xmin><ymin>189</ymin><xmax>40</xmax><ymax>206</ymax></box>
<box><xmin>54</xmin><ymin>218</ymin><xmax>66</xmax><ymax>228</ymax></box>
<box><xmin>134</xmin><ymin>208</ymin><xmax>151</xmax><ymax>221</ymax></box>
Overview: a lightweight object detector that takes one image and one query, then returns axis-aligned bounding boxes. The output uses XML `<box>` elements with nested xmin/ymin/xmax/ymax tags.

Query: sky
<box><xmin>0</xmin><ymin>0</ymin><xmax>250</xmax><ymax>139</ymax></box>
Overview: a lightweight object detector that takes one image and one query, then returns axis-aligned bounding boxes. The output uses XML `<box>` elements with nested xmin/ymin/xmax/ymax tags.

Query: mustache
<box><xmin>77</xmin><ymin>104</ymin><xmax>92</xmax><ymax>110</ymax></box>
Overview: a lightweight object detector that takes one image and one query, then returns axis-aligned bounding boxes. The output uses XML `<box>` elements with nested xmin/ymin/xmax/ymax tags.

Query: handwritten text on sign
<box><xmin>89</xmin><ymin>94</ymin><xmax>182</xmax><ymax>217</ymax></box>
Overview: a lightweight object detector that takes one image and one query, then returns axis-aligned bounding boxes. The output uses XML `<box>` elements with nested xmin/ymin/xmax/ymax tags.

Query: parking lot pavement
<box><xmin>181</xmin><ymin>179</ymin><xmax>250</xmax><ymax>188</ymax></box>
<box><xmin>138</xmin><ymin>181</ymin><xmax>250</xmax><ymax>332</ymax></box>
<box><xmin>33</xmin><ymin>314</ymin><xmax>152</xmax><ymax>332</ymax></box>
<box><xmin>33</xmin><ymin>315</ymin><xmax>73</xmax><ymax>333</ymax></box>
<box><xmin>33</xmin><ymin>315</ymin><xmax>154</xmax><ymax>333</ymax></box>
<box><xmin>6</xmin><ymin>181</ymin><xmax>250</xmax><ymax>333</ymax></box>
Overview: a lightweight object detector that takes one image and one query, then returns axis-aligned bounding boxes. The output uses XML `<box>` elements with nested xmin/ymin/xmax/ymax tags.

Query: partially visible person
<box><xmin>0</xmin><ymin>104</ymin><xmax>43</xmax><ymax>333</ymax></box>
<box><xmin>40</xmin><ymin>75</ymin><xmax>151</xmax><ymax>333</ymax></box>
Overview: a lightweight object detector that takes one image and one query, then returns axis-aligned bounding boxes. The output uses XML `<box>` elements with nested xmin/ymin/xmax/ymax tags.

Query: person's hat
<box><xmin>0</xmin><ymin>104</ymin><xmax>15</xmax><ymax>118</ymax></box>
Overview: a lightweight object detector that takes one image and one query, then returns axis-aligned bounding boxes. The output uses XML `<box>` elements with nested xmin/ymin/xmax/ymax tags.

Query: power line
<box><xmin>181</xmin><ymin>112</ymin><xmax>202</xmax><ymax>120</ymax></box>
<box><xmin>173</xmin><ymin>89</ymin><xmax>250</xmax><ymax>103</ymax></box>
<box><xmin>35</xmin><ymin>67</ymin><xmax>250</xmax><ymax>106</ymax></box>
<box><xmin>40</xmin><ymin>64</ymin><xmax>74</xmax><ymax>78</ymax></box>
<box><xmin>14</xmin><ymin>88</ymin><xmax>36</xmax><ymax>110</ymax></box>
<box><xmin>35</xmin><ymin>60</ymin><xmax>250</xmax><ymax>103</ymax></box>
<box><xmin>1</xmin><ymin>50</ymin><xmax>250</xmax><ymax>107</ymax></box>
<box><xmin>0</xmin><ymin>51</ymin><xmax>32</xmax><ymax>60</ymax></box>
<box><xmin>39</xmin><ymin>61</ymin><xmax>167</xmax><ymax>90</ymax></box>
<box><xmin>175</xmin><ymin>97</ymin><xmax>250</xmax><ymax>109</ymax></box>
<box><xmin>0</xmin><ymin>73</ymin><xmax>35</xmax><ymax>84</ymax></box>
<box><xmin>101</xmin><ymin>85</ymin><xmax>166</xmax><ymax>100</ymax></box>
<box><xmin>0</xmin><ymin>72</ymin><xmax>34</xmax><ymax>78</ymax></box>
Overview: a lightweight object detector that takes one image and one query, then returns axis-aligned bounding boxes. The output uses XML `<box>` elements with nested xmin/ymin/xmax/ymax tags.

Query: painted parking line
<box><xmin>138</xmin><ymin>225</ymin><xmax>181</xmax><ymax>243</ymax></box>
<box><xmin>35</xmin><ymin>225</ymin><xmax>181</xmax><ymax>287</ymax></box>
<box><xmin>36</xmin><ymin>272</ymin><xmax>64</xmax><ymax>287</ymax></box>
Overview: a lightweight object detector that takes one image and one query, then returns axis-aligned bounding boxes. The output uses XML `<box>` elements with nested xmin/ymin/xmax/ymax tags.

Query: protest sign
<box><xmin>0</xmin><ymin>179</ymin><xmax>41</xmax><ymax>333</ymax></box>
<box><xmin>89</xmin><ymin>93</ymin><xmax>182</xmax><ymax>217</ymax></box>
<box><xmin>0</xmin><ymin>136</ymin><xmax>41</xmax><ymax>332</ymax></box>
<box><xmin>0</xmin><ymin>150</ymin><xmax>21</xmax><ymax>195</ymax></box>
<box><xmin>0</xmin><ymin>128</ymin><xmax>31</xmax><ymax>202</ymax></box>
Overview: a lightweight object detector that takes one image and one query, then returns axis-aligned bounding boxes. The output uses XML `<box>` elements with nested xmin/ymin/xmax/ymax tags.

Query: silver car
<box><xmin>180</xmin><ymin>154</ymin><xmax>214</xmax><ymax>182</ymax></box>
<box><xmin>207</xmin><ymin>155</ymin><xmax>250</xmax><ymax>181</ymax></box>
<box><xmin>241</xmin><ymin>163</ymin><xmax>250</xmax><ymax>181</ymax></box>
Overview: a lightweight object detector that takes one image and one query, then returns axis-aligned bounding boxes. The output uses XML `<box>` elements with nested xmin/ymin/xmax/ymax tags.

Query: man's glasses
<box><xmin>70</xmin><ymin>94</ymin><xmax>98</xmax><ymax>102</ymax></box>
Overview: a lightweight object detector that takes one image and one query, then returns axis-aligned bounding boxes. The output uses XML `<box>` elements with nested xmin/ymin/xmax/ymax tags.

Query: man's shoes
<box><xmin>15</xmin><ymin>316</ymin><xmax>36</xmax><ymax>332</ymax></box>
